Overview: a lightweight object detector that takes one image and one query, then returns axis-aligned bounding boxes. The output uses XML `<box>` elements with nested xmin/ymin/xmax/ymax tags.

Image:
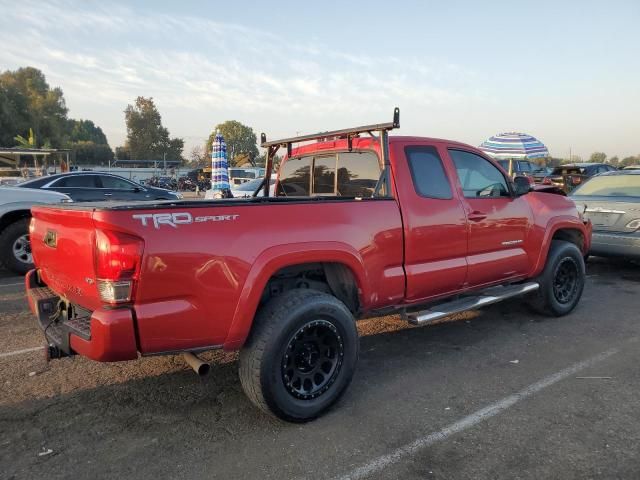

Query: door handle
<box><xmin>468</xmin><ymin>211</ymin><xmax>487</xmax><ymax>221</ymax></box>
<box><xmin>104</xmin><ymin>193</ymin><xmax>113</xmax><ymax>197</ymax></box>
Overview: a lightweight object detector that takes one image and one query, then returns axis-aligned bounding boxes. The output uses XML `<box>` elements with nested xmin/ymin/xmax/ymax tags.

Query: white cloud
<box><xmin>0</xmin><ymin>0</ymin><xmax>482</xmax><ymax>150</ymax></box>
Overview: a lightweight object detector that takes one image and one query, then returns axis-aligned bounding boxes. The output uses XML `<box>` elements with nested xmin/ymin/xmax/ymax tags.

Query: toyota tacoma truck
<box><xmin>26</xmin><ymin>109</ymin><xmax>591</xmax><ymax>422</ymax></box>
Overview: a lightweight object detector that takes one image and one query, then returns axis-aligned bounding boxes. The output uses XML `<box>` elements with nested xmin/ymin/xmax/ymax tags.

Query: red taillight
<box><xmin>94</xmin><ymin>230</ymin><xmax>143</xmax><ymax>304</ymax></box>
<box><xmin>526</xmin><ymin>175</ymin><xmax>535</xmax><ymax>186</ymax></box>
<box><xmin>543</xmin><ymin>177</ymin><xmax>552</xmax><ymax>185</ymax></box>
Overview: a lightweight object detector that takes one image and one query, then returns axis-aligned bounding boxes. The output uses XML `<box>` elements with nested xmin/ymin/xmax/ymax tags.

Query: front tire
<box><xmin>0</xmin><ymin>218</ymin><xmax>33</xmax><ymax>275</ymax></box>
<box><xmin>239</xmin><ymin>289</ymin><xmax>359</xmax><ymax>422</ymax></box>
<box><xmin>528</xmin><ymin>240</ymin><xmax>585</xmax><ymax>316</ymax></box>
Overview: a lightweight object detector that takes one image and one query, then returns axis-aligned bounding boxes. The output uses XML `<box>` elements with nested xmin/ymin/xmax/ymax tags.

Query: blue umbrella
<box><xmin>211</xmin><ymin>132</ymin><xmax>230</xmax><ymax>194</ymax></box>
<box><xmin>479</xmin><ymin>132</ymin><xmax>549</xmax><ymax>159</ymax></box>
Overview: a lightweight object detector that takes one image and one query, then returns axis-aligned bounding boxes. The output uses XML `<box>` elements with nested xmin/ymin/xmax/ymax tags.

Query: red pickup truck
<box><xmin>26</xmin><ymin>110</ymin><xmax>591</xmax><ymax>422</ymax></box>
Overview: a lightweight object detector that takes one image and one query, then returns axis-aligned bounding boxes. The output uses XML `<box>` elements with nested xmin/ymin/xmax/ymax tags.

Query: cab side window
<box><xmin>449</xmin><ymin>149</ymin><xmax>510</xmax><ymax>198</ymax></box>
<box><xmin>405</xmin><ymin>146</ymin><xmax>452</xmax><ymax>199</ymax></box>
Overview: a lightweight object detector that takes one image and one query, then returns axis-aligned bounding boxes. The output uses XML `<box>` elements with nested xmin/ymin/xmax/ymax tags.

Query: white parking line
<box><xmin>335</xmin><ymin>347</ymin><xmax>619</xmax><ymax>480</ymax></box>
<box><xmin>0</xmin><ymin>346</ymin><xmax>44</xmax><ymax>359</ymax></box>
<box><xmin>0</xmin><ymin>282</ymin><xmax>23</xmax><ymax>288</ymax></box>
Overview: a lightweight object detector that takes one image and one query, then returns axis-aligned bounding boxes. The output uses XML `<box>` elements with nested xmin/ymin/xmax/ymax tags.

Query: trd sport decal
<box><xmin>132</xmin><ymin>212</ymin><xmax>239</xmax><ymax>229</ymax></box>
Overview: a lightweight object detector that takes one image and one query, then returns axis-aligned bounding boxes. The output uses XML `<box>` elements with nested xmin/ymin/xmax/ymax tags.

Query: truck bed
<box><xmin>30</xmin><ymin>197</ymin><xmax>405</xmax><ymax>354</ymax></box>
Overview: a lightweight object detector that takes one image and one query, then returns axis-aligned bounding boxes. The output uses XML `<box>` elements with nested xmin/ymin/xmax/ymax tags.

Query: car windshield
<box><xmin>235</xmin><ymin>178</ymin><xmax>275</xmax><ymax>191</ymax></box>
<box><xmin>571</xmin><ymin>175</ymin><xmax>640</xmax><ymax>197</ymax></box>
<box><xmin>230</xmin><ymin>169</ymin><xmax>256</xmax><ymax>179</ymax></box>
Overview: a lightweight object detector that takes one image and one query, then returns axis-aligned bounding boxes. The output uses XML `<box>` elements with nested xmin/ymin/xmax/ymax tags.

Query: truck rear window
<box><xmin>278</xmin><ymin>152</ymin><xmax>382</xmax><ymax>197</ymax></box>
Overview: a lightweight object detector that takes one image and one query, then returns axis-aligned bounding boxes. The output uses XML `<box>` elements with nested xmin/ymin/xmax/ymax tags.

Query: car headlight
<box><xmin>625</xmin><ymin>219</ymin><xmax>640</xmax><ymax>230</ymax></box>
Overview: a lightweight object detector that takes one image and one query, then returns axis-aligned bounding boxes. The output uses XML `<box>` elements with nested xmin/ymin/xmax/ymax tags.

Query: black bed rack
<box><xmin>257</xmin><ymin>107</ymin><xmax>400</xmax><ymax>197</ymax></box>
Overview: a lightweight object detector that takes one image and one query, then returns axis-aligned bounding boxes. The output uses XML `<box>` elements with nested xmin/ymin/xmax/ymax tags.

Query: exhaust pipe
<box><xmin>182</xmin><ymin>352</ymin><xmax>210</xmax><ymax>376</ymax></box>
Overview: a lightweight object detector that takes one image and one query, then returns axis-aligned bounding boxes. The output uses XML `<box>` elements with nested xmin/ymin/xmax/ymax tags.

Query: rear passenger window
<box><xmin>278</xmin><ymin>152</ymin><xmax>382</xmax><ymax>197</ymax></box>
<box><xmin>336</xmin><ymin>152</ymin><xmax>381</xmax><ymax>197</ymax></box>
<box><xmin>53</xmin><ymin>175</ymin><xmax>99</xmax><ymax>188</ymax></box>
<box><xmin>278</xmin><ymin>156</ymin><xmax>311</xmax><ymax>196</ymax></box>
<box><xmin>405</xmin><ymin>146</ymin><xmax>452</xmax><ymax>199</ymax></box>
<box><xmin>313</xmin><ymin>156</ymin><xmax>336</xmax><ymax>194</ymax></box>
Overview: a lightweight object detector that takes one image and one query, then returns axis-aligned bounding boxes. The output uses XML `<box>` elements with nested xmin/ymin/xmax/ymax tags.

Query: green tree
<box><xmin>187</xmin><ymin>145</ymin><xmax>206</xmax><ymax>167</ymax></box>
<box><xmin>71</xmin><ymin>141</ymin><xmax>114</xmax><ymax>165</ymax></box>
<box><xmin>119</xmin><ymin>96</ymin><xmax>184</xmax><ymax>161</ymax></box>
<box><xmin>608</xmin><ymin>156</ymin><xmax>619</xmax><ymax>167</ymax></box>
<box><xmin>0</xmin><ymin>67</ymin><xmax>67</xmax><ymax>147</ymax></box>
<box><xmin>256</xmin><ymin>150</ymin><xmax>282</xmax><ymax>169</ymax></box>
<box><xmin>66</xmin><ymin>119</ymin><xmax>114</xmax><ymax>165</ymax></box>
<box><xmin>589</xmin><ymin>152</ymin><xmax>607</xmax><ymax>163</ymax></box>
<box><xmin>620</xmin><ymin>156</ymin><xmax>639</xmax><ymax>167</ymax></box>
<box><xmin>206</xmin><ymin>120</ymin><xmax>259</xmax><ymax>167</ymax></box>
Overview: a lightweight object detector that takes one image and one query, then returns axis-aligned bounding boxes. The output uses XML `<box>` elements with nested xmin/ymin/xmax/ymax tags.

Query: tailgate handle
<box><xmin>44</xmin><ymin>230</ymin><xmax>57</xmax><ymax>248</ymax></box>
<box><xmin>104</xmin><ymin>193</ymin><xmax>113</xmax><ymax>197</ymax></box>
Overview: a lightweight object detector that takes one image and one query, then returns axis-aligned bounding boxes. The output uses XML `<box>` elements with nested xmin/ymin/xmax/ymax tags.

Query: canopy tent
<box><xmin>0</xmin><ymin>147</ymin><xmax>71</xmax><ymax>171</ymax></box>
<box><xmin>479</xmin><ymin>133</ymin><xmax>549</xmax><ymax>159</ymax></box>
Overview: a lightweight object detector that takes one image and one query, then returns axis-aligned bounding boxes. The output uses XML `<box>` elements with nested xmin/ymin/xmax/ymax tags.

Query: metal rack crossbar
<box><xmin>257</xmin><ymin>107</ymin><xmax>400</xmax><ymax>197</ymax></box>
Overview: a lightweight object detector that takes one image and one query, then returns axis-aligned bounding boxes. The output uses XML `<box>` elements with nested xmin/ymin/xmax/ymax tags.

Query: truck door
<box><xmin>447</xmin><ymin>148</ymin><xmax>532</xmax><ymax>287</ymax></box>
<box><xmin>394</xmin><ymin>143</ymin><xmax>468</xmax><ymax>301</ymax></box>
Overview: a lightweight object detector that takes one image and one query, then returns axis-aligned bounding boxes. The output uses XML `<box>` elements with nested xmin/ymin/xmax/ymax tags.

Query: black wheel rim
<box><xmin>552</xmin><ymin>257</ymin><xmax>579</xmax><ymax>304</ymax></box>
<box><xmin>282</xmin><ymin>320</ymin><xmax>344</xmax><ymax>400</ymax></box>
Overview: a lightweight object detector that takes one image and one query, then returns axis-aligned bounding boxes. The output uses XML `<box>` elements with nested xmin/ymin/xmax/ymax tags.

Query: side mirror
<box><xmin>513</xmin><ymin>176</ymin><xmax>533</xmax><ymax>196</ymax></box>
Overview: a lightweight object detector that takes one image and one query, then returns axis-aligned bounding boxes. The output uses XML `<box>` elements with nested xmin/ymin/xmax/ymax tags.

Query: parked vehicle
<box><xmin>205</xmin><ymin>177</ymin><xmax>276</xmax><ymax>199</ymax></box>
<box><xmin>532</xmin><ymin>166</ymin><xmax>553</xmax><ymax>183</ymax></box>
<box><xmin>229</xmin><ymin>167</ymin><xmax>265</xmax><ymax>186</ymax></box>
<box><xmin>25</xmin><ymin>110</ymin><xmax>590</xmax><ymax>422</ymax></box>
<box><xmin>570</xmin><ymin>170</ymin><xmax>640</xmax><ymax>259</ymax></box>
<box><xmin>622</xmin><ymin>165</ymin><xmax>640</xmax><ymax>170</ymax></box>
<box><xmin>18</xmin><ymin>172</ymin><xmax>182</xmax><ymax>202</ymax></box>
<box><xmin>545</xmin><ymin>163</ymin><xmax>616</xmax><ymax>193</ymax></box>
<box><xmin>496</xmin><ymin>158</ymin><xmax>537</xmax><ymax>180</ymax></box>
<box><xmin>0</xmin><ymin>187</ymin><xmax>72</xmax><ymax>274</ymax></box>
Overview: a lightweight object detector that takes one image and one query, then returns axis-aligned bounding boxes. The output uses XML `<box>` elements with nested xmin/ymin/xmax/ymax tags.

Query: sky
<box><xmin>1</xmin><ymin>0</ymin><xmax>639</xmax><ymax>159</ymax></box>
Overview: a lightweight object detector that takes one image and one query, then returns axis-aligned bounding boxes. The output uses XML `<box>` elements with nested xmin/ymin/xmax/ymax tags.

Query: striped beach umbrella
<box><xmin>479</xmin><ymin>132</ymin><xmax>549</xmax><ymax>159</ymax></box>
<box><xmin>211</xmin><ymin>132</ymin><xmax>230</xmax><ymax>193</ymax></box>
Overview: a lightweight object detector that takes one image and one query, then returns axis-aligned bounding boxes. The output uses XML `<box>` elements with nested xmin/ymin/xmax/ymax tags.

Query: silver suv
<box><xmin>0</xmin><ymin>186</ymin><xmax>72</xmax><ymax>274</ymax></box>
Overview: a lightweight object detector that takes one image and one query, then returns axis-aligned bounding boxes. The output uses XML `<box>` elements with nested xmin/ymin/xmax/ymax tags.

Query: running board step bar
<box><xmin>404</xmin><ymin>282</ymin><xmax>539</xmax><ymax>325</ymax></box>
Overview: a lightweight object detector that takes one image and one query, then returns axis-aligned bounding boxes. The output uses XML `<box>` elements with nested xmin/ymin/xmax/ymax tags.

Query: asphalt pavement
<box><xmin>1</xmin><ymin>258</ymin><xmax>639</xmax><ymax>479</ymax></box>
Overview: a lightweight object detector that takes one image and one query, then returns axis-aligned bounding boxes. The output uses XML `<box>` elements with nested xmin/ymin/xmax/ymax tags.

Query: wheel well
<box><xmin>0</xmin><ymin>210</ymin><xmax>31</xmax><ymax>234</ymax></box>
<box><xmin>551</xmin><ymin>228</ymin><xmax>584</xmax><ymax>251</ymax></box>
<box><xmin>262</xmin><ymin>262</ymin><xmax>360</xmax><ymax>314</ymax></box>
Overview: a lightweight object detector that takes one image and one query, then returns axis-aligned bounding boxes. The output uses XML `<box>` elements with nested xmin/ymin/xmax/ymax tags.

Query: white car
<box><xmin>0</xmin><ymin>187</ymin><xmax>72</xmax><ymax>274</ymax></box>
<box><xmin>205</xmin><ymin>178</ymin><xmax>276</xmax><ymax>199</ymax></box>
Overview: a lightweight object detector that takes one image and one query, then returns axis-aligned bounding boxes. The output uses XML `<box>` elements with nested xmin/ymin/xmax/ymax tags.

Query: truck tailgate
<box><xmin>30</xmin><ymin>206</ymin><xmax>102</xmax><ymax>311</ymax></box>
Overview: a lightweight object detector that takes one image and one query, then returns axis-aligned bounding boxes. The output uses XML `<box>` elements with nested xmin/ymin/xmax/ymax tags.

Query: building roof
<box><xmin>0</xmin><ymin>147</ymin><xmax>71</xmax><ymax>155</ymax></box>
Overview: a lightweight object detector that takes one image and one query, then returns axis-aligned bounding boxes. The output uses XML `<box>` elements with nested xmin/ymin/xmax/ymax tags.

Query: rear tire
<box><xmin>239</xmin><ymin>289</ymin><xmax>359</xmax><ymax>422</ymax></box>
<box><xmin>528</xmin><ymin>240</ymin><xmax>585</xmax><ymax>316</ymax></box>
<box><xmin>0</xmin><ymin>218</ymin><xmax>33</xmax><ymax>275</ymax></box>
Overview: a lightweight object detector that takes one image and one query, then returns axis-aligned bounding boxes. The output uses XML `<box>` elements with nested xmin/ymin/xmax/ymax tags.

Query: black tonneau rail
<box><xmin>43</xmin><ymin>195</ymin><xmax>397</xmax><ymax>212</ymax></box>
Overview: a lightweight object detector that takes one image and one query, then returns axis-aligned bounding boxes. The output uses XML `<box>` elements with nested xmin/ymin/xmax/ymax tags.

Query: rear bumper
<box><xmin>25</xmin><ymin>270</ymin><xmax>138</xmax><ymax>362</ymax></box>
<box><xmin>590</xmin><ymin>231</ymin><xmax>640</xmax><ymax>259</ymax></box>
